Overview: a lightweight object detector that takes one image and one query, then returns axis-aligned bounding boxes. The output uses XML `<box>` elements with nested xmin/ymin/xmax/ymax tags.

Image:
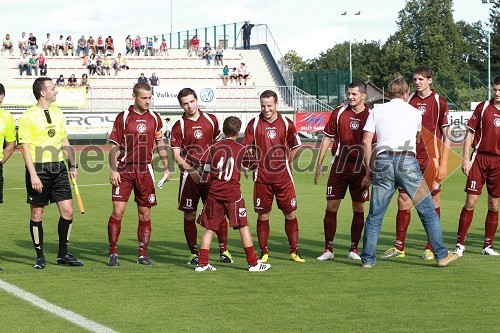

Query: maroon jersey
<box><xmin>467</xmin><ymin>100</ymin><xmax>500</xmax><ymax>156</ymax></box>
<box><xmin>323</xmin><ymin>104</ymin><xmax>370</xmax><ymax>162</ymax></box>
<box><xmin>170</xmin><ymin>110</ymin><xmax>221</xmax><ymax>167</ymax></box>
<box><xmin>109</xmin><ymin>106</ymin><xmax>163</xmax><ymax>165</ymax></box>
<box><xmin>204</xmin><ymin>139</ymin><xmax>250</xmax><ymax>201</ymax></box>
<box><xmin>242</xmin><ymin>112</ymin><xmax>301</xmax><ymax>184</ymax></box>
<box><xmin>408</xmin><ymin>90</ymin><xmax>450</xmax><ymax>158</ymax></box>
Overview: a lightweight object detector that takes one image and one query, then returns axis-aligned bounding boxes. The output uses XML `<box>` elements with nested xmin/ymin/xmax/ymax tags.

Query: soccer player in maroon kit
<box><xmin>453</xmin><ymin>75</ymin><xmax>500</xmax><ymax>257</ymax></box>
<box><xmin>242</xmin><ymin>90</ymin><xmax>304</xmax><ymax>263</ymax></box>
<box><xmin>314</xmin><ymin>81</ymin><xmax>371</xmax><ymax>261</ymax></box>
<box><xmin>195</xmin><ymin>116</ymin><xmax>271</xmax><ymax>272</ymax></box>
<box><xmin>381</xmin><ymin>65</ymin><xmax>451</xmax><ymax>261</ymax></box>
<box><xmin>107</xmin><ymin>82</ymin><xmax>171</xmax><ymax>266</ymax></box>
<box><xmin>171</xmin><ymin>88</ymin><xmax>231</xmax><ymax>265</ymax></box>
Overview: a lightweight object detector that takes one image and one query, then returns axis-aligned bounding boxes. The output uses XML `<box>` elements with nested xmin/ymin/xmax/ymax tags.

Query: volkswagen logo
<box><xmin>199</xmin><ymin>88</ymin><xmax>214</xmax><ymax>103</ymax></box>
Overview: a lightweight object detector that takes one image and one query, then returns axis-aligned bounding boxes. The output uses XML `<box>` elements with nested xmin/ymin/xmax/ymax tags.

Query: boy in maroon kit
<box><xmin>107</xmin><ymin>82</ymin><xmax>171</xmax><ymax>266</ymax></box>
<box><xmin>195</xmin><ymin>116</ymin><xmax>271</xmax><ymax>272</ymax></box>
<box><xmin>382</xmin><ymin>65</ymin><xmax>451</xmax><ymax>261</ymax></box>
<box><xmin>242</xmin><ymin>90</ymin><xmax>304</xmax><ymax>263</ymax></box>
<box><xmin>453</xmin><ymin>75</ymin><xmax>500</xmax><ymax>257</ymax></box>
<box><xmin>314</xmin><ymin>81</ymin><xmax>371</xmax><ymax>261</ymax></box>
<box><xmin>171</xmin><ymin>88</ymin><xmax>231</xmax><ymax>265</ymax></box>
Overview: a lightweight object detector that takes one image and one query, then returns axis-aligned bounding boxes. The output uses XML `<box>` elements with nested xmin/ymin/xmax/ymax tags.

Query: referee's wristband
<box><xmin>68</xmin><ymin>163</ymin><xmax>78</xmax><ymax>169</ymax></box>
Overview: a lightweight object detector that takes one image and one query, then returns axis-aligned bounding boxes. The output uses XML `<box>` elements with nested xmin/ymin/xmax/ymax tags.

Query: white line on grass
<box><xmin>4</xmin><ymin>179</ymin><xmax>180</xmax><ymax>191</ymax></box>
<box><xmin>0</xmin><ymin>279</ymin><xmax>118</xmax><ymax>333</ymax></box>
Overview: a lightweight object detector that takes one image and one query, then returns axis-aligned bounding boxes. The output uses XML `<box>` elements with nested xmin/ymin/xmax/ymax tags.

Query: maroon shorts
<box><xmin>177</xmin><ymin>170</ymin><xmax>209</xmax><ymax>212</ymax></box>
<box><xmin>197</xmin><ymin>195</ymin><xmax>248</xmax><ymax>231</ymax></box>
<box><xmin>254</xmin><ymin>180</ymin><xmax>297</xmax><ymax>214</ymax></box>
<box><xmin>398</xmin><ymin>157</ymin><xmax>441</xmax><ymax>196</ymax></box>
<box><xmin>327</xmin><ymin>160</ymin><xmax>369</xmax><ymax>202</ymax></box>
<box><xmin>112</xmin><ymin>164</ymin><xmax>156</xmax><ymax>207</ymax></box>
<box><xmin>465</xmin><ymin>153</ymin><xmax>500</xmax><ymax>197</ymax></box>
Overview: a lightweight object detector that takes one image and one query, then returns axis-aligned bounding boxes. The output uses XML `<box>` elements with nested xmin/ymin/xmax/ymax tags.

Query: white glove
<box><xmin>158</xmin><ymin>174</ymin><xmax>169</xmax><ymax>189</ymax></box>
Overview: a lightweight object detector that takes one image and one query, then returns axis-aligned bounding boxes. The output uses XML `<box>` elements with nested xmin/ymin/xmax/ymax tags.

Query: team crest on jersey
<box><xmin>267</xmin><ymin>129</ymin><xmax>277</xmax><ymax>139</ymax></box>
<box><xmin>239</xmin><ymin>208</ymin><xmax>247</xmax><ymax>217</ymax></box>
<box><xmin>48</xmin><ymin>128</ymin><xmax>56</xmax><ymax>137</ymax></box>
<box><xmin>494</xmin><ymin>117</ymin><xmax>500</xmax><ymax>127</ymax></box>
<box><xmin>291</xmin><ymin>198</ymin><xmax>296</xmax><ymax>208</ymax></box>
<box><xmin>418</xmin><ymin>105</ymin><xmax>426</xmax><ymax>115</ymax></box>
<box><xmin>148</xmin><ymin>194</ymin><xmax>156</xmax><ymax>203</ymax></box>
<box><xmin>194</xmin><ymin>129</ymin><xmax>203</xmax><ymax>139</ymax></box>
<box><xmin>350</xmin><ymin>120</ymin><xmax>360</xmax><ymax>130</ymax></box>
<box><xmin>362</xmin><ymin>190</ymin><xmax>368</xmax><ymax>200</ymax></box>
<box><xmin>137</xmin><ymin>123</ymin><xmax>147</xmax><ymax>133</ymax></box>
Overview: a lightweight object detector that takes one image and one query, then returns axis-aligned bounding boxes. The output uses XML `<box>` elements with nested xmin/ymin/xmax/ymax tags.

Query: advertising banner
<box><xmin>4</xmin><ymin>86</ymin><xmax>86</xmax><ymax>107</ymax></box>
<box><xmin>294</xmin><ymin>112</ymin><xmax>331</xmax><ymax>132</ymax></box>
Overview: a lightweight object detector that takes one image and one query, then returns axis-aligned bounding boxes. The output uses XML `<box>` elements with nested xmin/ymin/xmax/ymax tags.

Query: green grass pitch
<box><xmin>0</xmin><ymin>147</ymin><xmax>499</xmax><ymax>332</ymax></box>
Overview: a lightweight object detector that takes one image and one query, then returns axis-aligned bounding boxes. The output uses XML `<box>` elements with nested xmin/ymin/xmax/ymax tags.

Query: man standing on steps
<box><xmin>241</xmin><ymin>20</ymin><xmax>255</xmax><ymax>50</ymax></box>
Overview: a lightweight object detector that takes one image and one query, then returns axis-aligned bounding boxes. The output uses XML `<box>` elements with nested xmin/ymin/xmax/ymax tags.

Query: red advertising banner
<box><xmin>294</xmin><ymin>112</ymin><xmax>331</xmax><ymax>132</ymax></box>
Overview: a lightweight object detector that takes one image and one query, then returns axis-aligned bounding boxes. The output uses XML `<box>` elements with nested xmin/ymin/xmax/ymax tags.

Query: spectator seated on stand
<box><xmin>42</xmin><ymin>33</ymin><xmax>54</xmax><ymax>56</ymax></box>
<box><xmin>230</xmin><ymin>67</ymin><xmax>238</xmax><ymax>85</ymax></box>
<box><xmin>18</xmin><ymin>32</ymin><xmax>27</xmax><ymax>56</ymax></box>
<box><xmin>102</xmin><ymin>56</ymin><xmax>111</xmax><ymax>76</ymax></box>
<box><xmin>113</xmin><ymin>53</ymin><xmax>128</xmax><ymax>75</ymax></box>
<box><xmin>125</xmin><ymin>35</ymin><xmax>133</xmax><ymax>56</ymax></box>
<box><xmin>80</xmin><ymin>74</ymin><xmax>90</xmax><ymax>92</ymax></box>
<box><xmin>189</xmin><ymin>35</ymin><xmax>200</xmax><ymax>57</ymax></box>
<box><xmin>18</xmin><ymin>53</ymin><xmax>31</xmax><ymax>76</ymax></box>
<box><xmin>159</xmin><ymin>39</ymin><xmax>169</xmax><ymax>56</ymax></box>
<box><xmin>76</xmin><ymin>35</ymin><xmax>88</xmax><ymax>57</ymax></box>
<box><xmin>202</xmin><ymin>43</ymin><xmax>212</xmax><ymax>66</ymax></box>
<box><xmin>137</xmin><ymin>73</ymin><xmax>149</xmax><ymax>84</ymax></box>
<box><xmin>65</xmin><ymin>36</ymin><xmax>74</xmax><ymax>56</ymax></box>
<box><xmin>38</xmin><ymin>52</ymin><xmax>47</xmax><ymax>76</ymax></box>
<box><xmin>237</xmin><ymin>62</ymin><xmax>249</xmax><ymax>85</ymax></box>
<box><xmin>87</xmin><ymin>35</ymin><xmax>96</xmax><ymax>55</ymax></box>
<box><xmin>145</xmin><ymin>38</ymin><xmax>154</xmax><ymax>56</ymax></box>
<box><xmin>68</xmin><ymin>74</ymin><xmax>78</xmax><ymax>87</ymax></box>
<box><xmin>214</xmin><ymin>44</ymin><xmax>223</xmax><ymax>66</ymax></box>
<box><xmin>56</xmin><ymin>35</ymin><xmax>67</xmax><ymax>56</ymax></box>
<box><xmin>221</xmin><ymin>65</ymin><xmax>229</xmax><ymax>86</ymax></box>
<box><xmin>55</xmin><ymin>74</ymin><xmax>65</xmax><ymax>86</ymax></box>
<box><xmin>105</xmin><ymin>35</ymin><xmax>114</xmax><ymax>55</ymax></box>
<box><xmin>27</xmin><ymin>33</ymin><xmax>37</xmax><ymax>55</ymax></box>
<box><xmin>28</xmin><ymin>54</ymin><xmax>39</xmax><ymax>76</ymax></box>
<box><xmin>2</xmin><ymin>34</ymin><xmax>14</xmax><ymax>55</ymax></box>
<box><xmin>86</xmin><ymin>54</ymin><xmax>97</xmax><ymax>75</ymax></box>
<box><xmin>95</xmin><ymin>56</ymin><xmax>104</xmax><ymax>75</ymax></box>
<box><xmin>96</xmin><ymin>35</ymin><xmax>105</xmax><ymax>56</ymax></box>
<box><xmin>133</xmin><ymin>36</ymin><xmax>142</xmax><ymax>56</ymax></box>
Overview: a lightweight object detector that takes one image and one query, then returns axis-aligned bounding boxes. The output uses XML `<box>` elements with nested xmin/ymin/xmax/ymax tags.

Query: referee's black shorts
<box><xmin>25</xmin><ymin>161</ymin><xmax>72</xmax><ymax>205</ymax></box>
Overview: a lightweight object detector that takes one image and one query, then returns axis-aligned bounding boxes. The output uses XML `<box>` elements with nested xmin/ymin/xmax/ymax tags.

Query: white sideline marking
<box><xmin>0</xmin><ymin>279</ymin><xmax>118</xmax><ymax>333</ymax></box>
<box><xmin>4</xmin><ymin>179</ymin><xmax>180</xmax><ymax>191</ymax></box>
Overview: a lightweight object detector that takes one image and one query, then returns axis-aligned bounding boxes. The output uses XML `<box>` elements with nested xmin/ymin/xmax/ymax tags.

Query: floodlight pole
<box><xmin>482</xmin><ymin>0</ymin><xmax>494</xmax><ymax>100</ymax></box>
<box><xmin>341</xmin><ymin>11</ymin><xmax>361</xmax><ymax>83</ymax></box>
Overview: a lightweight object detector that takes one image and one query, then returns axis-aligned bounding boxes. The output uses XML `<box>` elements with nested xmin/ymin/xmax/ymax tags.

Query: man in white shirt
<box><xmin>359</xmin><ymin>76</ymin><xmax>457</xmax><ymax>268</ymax></box>
<box><xmin>42</xmin><ymin>33</ymin><xmax>54</xmax><ymax>56</ymax></box>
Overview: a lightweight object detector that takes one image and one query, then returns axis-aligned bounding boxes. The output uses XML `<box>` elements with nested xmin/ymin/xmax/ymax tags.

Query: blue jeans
<box><xmin>360</xmin><ymin>154</ymin><xmax>448</xmax><ymax>265</ymax></box>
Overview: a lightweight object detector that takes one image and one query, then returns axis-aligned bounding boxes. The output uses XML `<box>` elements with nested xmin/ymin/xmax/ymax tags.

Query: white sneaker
<box><xmin>482</xmin><ymin>246</ymin><xmax>500</xmax><ymax>256</ymax></box>
<box><xmin>248</xmin><ymin>263</ymin><xmax>271</xmax><ymax>272</ymax></box>
<box><xmin>348</xmin><ymin>250</ymin><xmax>361</xmax><ymax>260</ymax></box>
<box><xmin>317</xmin><ymin>249</ymin><xmax>334</xmax><ymax>261</ymax></box>
<box><xmin>452</xmin><ymin>243</ymin><xmax>465</xmax><ymax>257</ymax></box>
<box><xmin>195</xmin><ymin>264</ymin><xmax>217</xmax><ymax>272</ymax></box>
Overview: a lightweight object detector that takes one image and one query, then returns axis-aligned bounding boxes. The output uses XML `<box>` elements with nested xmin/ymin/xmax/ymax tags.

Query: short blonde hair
<box><xmin>387</xmin><ymin>76</ymin><xmax>408</xmax><ymax>99</ymax></box>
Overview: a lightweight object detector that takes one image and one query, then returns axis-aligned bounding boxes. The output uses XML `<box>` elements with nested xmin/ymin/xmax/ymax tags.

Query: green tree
<box><xmin>490</xmin><ymin>1</ymin><xmax>500</xmax><ymax>72</ymax></box>
<box><xmin>283</xmin><ymin>50</ymin><xmax>308</xmax><ymax>73</ymax></box>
